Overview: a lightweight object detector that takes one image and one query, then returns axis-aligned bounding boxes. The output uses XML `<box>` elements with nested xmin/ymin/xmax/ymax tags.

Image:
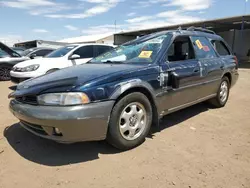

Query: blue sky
<box><xmin>0</xmin><ymin>0</ymin><xmax>249</xmax><ymax>45</ymax></box>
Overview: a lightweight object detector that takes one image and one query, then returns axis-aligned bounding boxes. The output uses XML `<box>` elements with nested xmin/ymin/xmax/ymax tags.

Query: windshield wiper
<box><xmin>103</xmin><ymin>60</ymin><xmax>123</xmax><ymax>64</ymax></box>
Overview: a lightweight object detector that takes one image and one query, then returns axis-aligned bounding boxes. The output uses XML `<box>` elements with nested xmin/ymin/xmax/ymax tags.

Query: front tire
<box><xmin>209</xmin><ymin>77</ymin><xmax>230</xmax><ymax>108</ymax></box>
<box><xmin>0</xmin><ymin>65</ymin><xmax>12</xmax><ymax>81</ymax></box>
<box><xmin>107</xmin><ymin>92</ymin><xmax>153</xmax><ymax>150</ymax></box>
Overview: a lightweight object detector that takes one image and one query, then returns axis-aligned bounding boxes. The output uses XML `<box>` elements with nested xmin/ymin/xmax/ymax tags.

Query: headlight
<box><xmin>17</xmin><ymin>64</ymin><xmax>40</xmax><ymax>72</ymax></box>
<box><xmin>37</xmin><ymin>92</ymin><xmax>90</xmax><ymax>106</ymax></box>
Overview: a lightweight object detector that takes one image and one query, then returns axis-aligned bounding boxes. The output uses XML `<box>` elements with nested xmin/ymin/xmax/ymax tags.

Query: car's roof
<box><xmin>153</xmin><ymin>29</ymin><xmax>222</xmax><ymax>40</ymax></box>
<box><xmin>25</xmin><ymin>47</ymin><xmax>55</xmax><ymax>51</ymax></box>
<box><xmin>68</xmin><ymin>43</ymin><xmax>114</xmax><ymax>47</ymax></box>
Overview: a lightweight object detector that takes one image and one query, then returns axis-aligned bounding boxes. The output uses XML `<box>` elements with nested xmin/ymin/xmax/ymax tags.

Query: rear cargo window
<box><xmin>211</xmin><ymin>40</ymin><xmax>231</xmax><ymax>56</ymax></box>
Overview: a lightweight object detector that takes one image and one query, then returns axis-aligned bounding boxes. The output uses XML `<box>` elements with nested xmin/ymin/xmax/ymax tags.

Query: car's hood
<box><xmin>0</xmin><ymin>56</ymin><xmax>29</xmax><ymax>63</ymax></box>
<box><xmin>14</xmin><ymin>57</ymin><xmax>63</xmax><ymax>68</ymax></box>
<box><xmin>10</xmin><ymin>63</ymin><xmax>149</xmax><ymax>97</ymax></box>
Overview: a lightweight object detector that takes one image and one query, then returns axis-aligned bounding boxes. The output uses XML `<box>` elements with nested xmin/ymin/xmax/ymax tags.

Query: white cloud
<box><xmin>32</xmin><ymin>29</ymin><xmax>49</xmax><ymax>33</ymax></box>
<box><xmin>0</xmin><ymin>0</ymin><xmax>55</xmax><ymax>8</ymax></box>
<box><xmin>46</xmin><ymin>0</ymin><xmax>122</xmax><ymax>19</ymax></box>
<box><xmin>81</xmin><ymin>24</ymin><xmax>124</xmax><ymax>35</ymax></box>
<box><xmin>127</xmin><ymin>12</ymin><xmax>136</xmax><ymax>17</ymax></box>
<box><xmin>65</xmin><ymin>25</ymin><xmax>79</xmax><ymax>31</ymax></box>
<box><xmin>199</xmin><ymin>11</ymin><xmax>206</xmax><ymax>14</ymax></box>
<box><xmin>0</xmin><ymin>35</ymin><xmax>24</xmax><ymax>46</ymax></box>
<box><xmin>126</xmin><ymin>16</ymin><xmax>152</xmax><ymax>23</ymax></box>
<box><xmin>156</xmin><ymin>10</ymin><xmax>181</xmax><ymax>18</ymax></box>
<box><xmin>123</xmin><ymin>9</ymin><xmax>202</xmax><ymax>32</ymax></box>
<box><xmin>135</xmin><ymin>0</ymin><xmax>212</xmax><ymax>11</ymax></box>
<box><xmin>0</xmin><ymin>0</ymin><xmax>70</xmax><ymax>15</ymax></box>
<box><xmin>163</xmin><ymin>0</ymin><xmax>212</xmax><ymax>10</ymax></box>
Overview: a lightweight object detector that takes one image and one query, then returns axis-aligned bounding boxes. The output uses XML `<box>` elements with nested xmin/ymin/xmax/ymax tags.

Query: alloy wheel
<box><xmin>119</xmin><ymin>102</ymin><xmax>147</xmax><ymax>141</ymax></box>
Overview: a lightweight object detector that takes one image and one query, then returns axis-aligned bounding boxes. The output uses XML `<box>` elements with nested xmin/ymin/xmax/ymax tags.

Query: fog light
<box><xmin>53</xmin><ymin>127</ymin><xmax>62</xmax><ymax>136</ymax></box>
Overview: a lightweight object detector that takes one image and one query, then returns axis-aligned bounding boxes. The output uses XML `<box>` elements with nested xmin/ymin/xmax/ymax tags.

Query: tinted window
<box><xmin>22</xmin><ymin>48</ymin><xmax>36</xmax><ymax>56</ymax></box>
<box><xmin>34</xmin><ymin>49</ymin><xmax>54</xmax><ymax>57</ymax></box>
<box><xmin>211</xmin><ymin>40</ymin><xmax>230</xmax><ymax>56</ymax></box>
<box><xmin>46</xmin><ymin>46</ymin><xmax>77</xmax><ymax>58</ymax></box>
<box><xmin>95</xmin><ymin>46</ymin><xmax>113</xmax><ymax>56</ymax></box>
<box><xmin>73</xmin><ymin>46</ymin><xmax>94</xmax><ymax>58</ymax></box>
<box><xmin>191</xmin><ymin>36</ymin><xmax>217</xmax><ymax>59</ymax></box>
<box><xmin>0</xmin><ymin>48</ymin><xmax>9</xmax><ymax>57</ymax></box>
<box><xmin>0</xmin><ymin>45</ymin><xmax>20</xmax><ymax>58</ymax></box>
<box><xmin>167</xmin><ymin>36</ymin><xmax>195</xmax><ymax>62</ymax></box>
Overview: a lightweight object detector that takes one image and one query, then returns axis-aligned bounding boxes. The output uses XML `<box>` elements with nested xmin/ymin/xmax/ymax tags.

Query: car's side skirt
<box><xmin>164</xmin><ymin>93</ymin><xmax>216</xmax><ymax>115</ymax></box>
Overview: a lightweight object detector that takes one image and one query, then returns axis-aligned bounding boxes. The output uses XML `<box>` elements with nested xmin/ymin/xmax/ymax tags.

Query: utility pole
<box><xmin>114</xmin><ymin>20</ymin><xmax>117</xmax><ymax>33</ymax></box>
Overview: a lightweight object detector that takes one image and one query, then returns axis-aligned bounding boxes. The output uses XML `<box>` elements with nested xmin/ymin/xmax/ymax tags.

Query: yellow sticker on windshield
<box><xmin>195</xmin><ymin>40</ymin><xmax>203</xmax><ymax>49</ymax></box>
<box><xmin>139</xmin><ymin>51</ymin><xmax>153</xmax><ymax>58</ymax></box>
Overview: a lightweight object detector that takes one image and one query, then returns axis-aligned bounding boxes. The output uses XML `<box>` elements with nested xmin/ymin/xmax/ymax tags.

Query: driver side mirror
<box><xmin>30</xmin><ymin>54</ymin><xmax>37</xmax><ymax>59</ymax></box>
<box><xmin>169</xmin><ymin>72</ymin><xmax>180</xmax><ymax>89</ymax></box>
<box><xmin>69</xmin><ymin>54</ymin><xmax>81</xmax><ymax>60</ymax></box>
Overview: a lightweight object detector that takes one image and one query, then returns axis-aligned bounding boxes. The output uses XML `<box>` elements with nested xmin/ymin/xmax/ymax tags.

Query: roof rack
<box><xmin>186</xmin><ymin>26</ymin><xmax>216</xmax><ymax>34</ymax></box>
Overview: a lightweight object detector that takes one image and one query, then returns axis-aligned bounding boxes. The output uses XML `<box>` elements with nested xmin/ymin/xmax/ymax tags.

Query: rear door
<box><xmin>32</xmin><ymin>49</ymin><xmax>54</xmax><ymax>58</ymax></box>
<box><xmin>190</xmin><ymin>36</ymin><xmax>223</xmax><ymax>96</ymax></box>
<box><xmin>94</xmin><ymin>45</ymin><xmax>113</xmax><ymax>57</ymax></box>
<box><xmin>71</xmin><ymin>45</ymin><xmax>94</xmax><ymax>65</ymax></box>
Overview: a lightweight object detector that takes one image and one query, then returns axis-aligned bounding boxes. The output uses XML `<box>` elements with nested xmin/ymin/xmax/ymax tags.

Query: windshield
<box><xmin>46</xmin><ymin>45</ymin><xmax>77</xmax><ymax>58</ymax></box>
<box><xmin>0</xmin><ymin>45</ymin><xmax>20</xmax><ymax>58</ymax></box>
<box><xmin>90</xmin><ymin>34</ymin><xmax>169</xmax><ymax>64</ymax></box>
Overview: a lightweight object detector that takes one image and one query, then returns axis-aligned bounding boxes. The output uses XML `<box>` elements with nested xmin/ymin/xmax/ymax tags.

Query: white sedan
<box><xmin>10</xmin><ymin>43</ymin><xmax>114</xmax><ymax>83</ymax></box>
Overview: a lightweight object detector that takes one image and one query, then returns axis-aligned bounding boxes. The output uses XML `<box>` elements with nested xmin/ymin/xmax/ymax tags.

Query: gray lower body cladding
<box><xmin>9</xmin><ymin>99</ymin><xmax>115</xmax><ymax>143</ymax></box>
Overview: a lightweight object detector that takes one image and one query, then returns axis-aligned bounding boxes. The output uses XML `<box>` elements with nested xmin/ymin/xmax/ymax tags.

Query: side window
<box><xmin>73</xmin><ymin>46</ymin><xmax>94</xmax><ymax>58</ymax></box>
<box><xmin>211</xmin><ymin>40</ymin><xmax>231</xmax><ymax>56</ymax></box>
<box><xmin>95</xmin><ymin>46</ymin><xmax>112</xmax><ymax>57</ymax></box>
<box><xmin>167</xmin><ymin>36</ymin><xmax>195</xmax><ymax>62</ymax></box>
<box><xmin>35</xmin><ymin>49</ymin><xmax>53</xmax><ymax>57</ymax></box>
<box><xmin>190</xmin><ymin>36</ymin><xmax>217</xmax><ymax>59</ymax></box>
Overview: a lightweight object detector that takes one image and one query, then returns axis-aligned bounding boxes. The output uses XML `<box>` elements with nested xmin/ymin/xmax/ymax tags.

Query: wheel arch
<box><xmin>110</xmin><ymin>81</ymin><xmax>159</xmax><ymax>127</ymax></box>
<box><xmin>0</xmin><ymin>63</ymin><xmax>13</xmax><ymax>67</ymax></box>
<box><xmin>223</xmin><ymin>72</ymin><xmax>232</xmax><ymax>86</ymax></box>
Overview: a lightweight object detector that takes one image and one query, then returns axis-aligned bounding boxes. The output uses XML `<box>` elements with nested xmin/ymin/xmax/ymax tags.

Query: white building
<box><xmin>58</xmin><ymin>33</ymin><xmax>114</xmax><ymax>45</ymax></box>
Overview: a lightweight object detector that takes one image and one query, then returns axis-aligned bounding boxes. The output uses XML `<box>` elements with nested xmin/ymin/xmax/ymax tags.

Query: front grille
<box><xmin>11</xmin><ymin>76</ymin><xmax>21</xmax><ymax>84</ymax></box>
<box><xmin>16</xmin><ymin>95</ymin><xmax>38</xmax><ymax>105</ymax></box>
<box><xmin>11</xmin><ymin>76</ymin><xmax>30</xmax><ymax>84</ymax></box>
<box><xmin>20</xmin><ymin>121</ymin><xmax>47</xmax><ymax>136</ymax></box>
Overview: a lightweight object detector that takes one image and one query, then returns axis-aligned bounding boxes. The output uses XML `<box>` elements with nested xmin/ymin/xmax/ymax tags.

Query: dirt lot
<box><xmin>0</xmin><ymin>69</ymin><xmax>250</xmax><ymax>188</ymax></box>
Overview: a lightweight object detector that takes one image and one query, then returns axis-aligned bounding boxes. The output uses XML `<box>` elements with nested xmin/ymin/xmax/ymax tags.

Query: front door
<box><xmin>160</xmin><ymin>36</ymin><xmax>204</xmax><ymax>111</ymax></box>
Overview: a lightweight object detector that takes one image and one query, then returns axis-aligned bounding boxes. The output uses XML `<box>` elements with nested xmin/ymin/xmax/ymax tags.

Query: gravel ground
<box><xmin>0</xmin><ymin>69</ymin><xmax>250</xmax><ymax>188</ymax></box>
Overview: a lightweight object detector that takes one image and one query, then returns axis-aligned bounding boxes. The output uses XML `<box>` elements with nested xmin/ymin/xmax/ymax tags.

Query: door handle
<box><xmin>167</xmin><ymin>67</ymin><xmax>176</xmax><ymax>72</ymax></box>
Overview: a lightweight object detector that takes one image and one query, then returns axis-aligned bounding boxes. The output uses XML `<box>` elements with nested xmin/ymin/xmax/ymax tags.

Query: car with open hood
<box><xmin>10</xmin><ymin>43</ymin><xmax>114</xmax><ymax>83</ymax></box>
<box><xmin>9</xmin><ymin>27</ymin><xmax>239</xmax><ymax>150</ymax></box>
<box><xmin>0</xmin><ymin>42</ymin><xmax>29</xmax><ymax>81</ymax></box>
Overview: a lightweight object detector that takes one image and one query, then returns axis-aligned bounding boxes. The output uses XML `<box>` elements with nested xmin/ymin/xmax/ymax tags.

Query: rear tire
<box><xmin>209</xmin><ymin>77</ymin><xmax>230</xmax><ymax>108</ymax></box>
<box><xmin>0</xmin><ymin>64</ymin><xmax>12</xmax><ymax>81</ymax></box>
<box><xmin>107</xmin><ymin>92</ymin><xmax>153</xmax><ymax>150</ymax></box>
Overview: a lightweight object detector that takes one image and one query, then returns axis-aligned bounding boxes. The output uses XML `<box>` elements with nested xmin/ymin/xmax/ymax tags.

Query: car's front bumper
<box><xmin>10</xmin><ymin>70</ymin><xmax>44</xmax><ymax>82</ymax></box>
<box><xmin>9</xmin><ymin>99</ymin><xmax>115</xmax><ymax>143</ymax></box>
